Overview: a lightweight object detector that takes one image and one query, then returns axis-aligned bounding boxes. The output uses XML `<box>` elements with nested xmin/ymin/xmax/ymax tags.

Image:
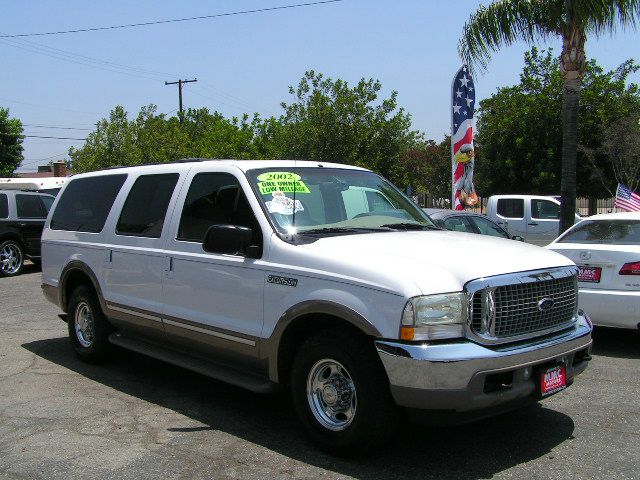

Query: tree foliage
<box><xmin>475</xmin><ymin>48</ymin><xmax>640</xmax><ymax>197</ymax></box>
<box><xmin>0</xmin><ymin>108</ymin><xmax>24</xmax><ymax>177</ymax></box>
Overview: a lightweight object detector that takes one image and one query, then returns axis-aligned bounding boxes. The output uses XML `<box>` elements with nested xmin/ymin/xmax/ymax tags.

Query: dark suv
<box><xmin>0</xmin><ymin>190</ymin><xmax>55</xmax><ymax>276</ymax></box>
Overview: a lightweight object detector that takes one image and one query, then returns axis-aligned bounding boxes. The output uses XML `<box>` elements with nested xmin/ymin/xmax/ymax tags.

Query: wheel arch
<box><xmin>59</xmin><ymin>261</ymin><xmax>106</xmax><ymax>313</ymax></box>
<box><xmin>265</xmin><ymin>300</ymin><xmax>382</xmax><ymax>384</ymax></box>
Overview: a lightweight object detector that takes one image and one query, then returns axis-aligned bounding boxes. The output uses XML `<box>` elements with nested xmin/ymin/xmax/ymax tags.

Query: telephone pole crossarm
<box><xmin>165</xmin><ymin>78</ymin><xmax>197</xmax><ymax>119</ymax></box>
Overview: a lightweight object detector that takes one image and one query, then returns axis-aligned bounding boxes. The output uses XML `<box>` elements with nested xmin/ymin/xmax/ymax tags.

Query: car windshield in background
<box><xmin>246</xmin><ymin>167</ymin><xmax>435</xmax><ymax>235</ymax></box>
<box><xmin>559</xmin><ymin>220</ymin><xmax>640</xmax><ymax>245</ymax></box>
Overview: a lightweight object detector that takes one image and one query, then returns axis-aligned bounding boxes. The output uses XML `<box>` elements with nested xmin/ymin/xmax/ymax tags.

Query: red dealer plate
<box><xmin>578</xmin><ymin>266</ymin><xmax>601</xmax><ymax>283</ymax></box>
<box><xmin>540</xmin><ymin>365</ymin><xmax>567</xmax><ymax>397</ymax></box>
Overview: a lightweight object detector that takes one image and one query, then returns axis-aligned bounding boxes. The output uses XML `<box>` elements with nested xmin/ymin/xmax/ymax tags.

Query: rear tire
<box><xmin>0</xmin><ymin>239</ymin><xmax>24</xmax><ymax>276</ymax></box>
<box><xmin>291</xmin><ymin>330</ymin><xmax>399</xmax><ymax>455</ymax></box>
<box><xmin>67</xmin><ymin>285</ymin><xmax>112</xmax><ymax>362</ymax></box>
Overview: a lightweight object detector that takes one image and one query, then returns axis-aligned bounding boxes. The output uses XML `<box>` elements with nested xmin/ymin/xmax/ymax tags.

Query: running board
<box><xmin>108</xmin><ymin>332</ymin><xmax>280</xmax><ymax>394</ymax></box>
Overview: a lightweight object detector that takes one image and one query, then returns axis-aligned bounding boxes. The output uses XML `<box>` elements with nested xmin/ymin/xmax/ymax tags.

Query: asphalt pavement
<box><xmin>1</xmin><ymin>266</ymin><xmax>639</xmax><ymax>480</ymax></box>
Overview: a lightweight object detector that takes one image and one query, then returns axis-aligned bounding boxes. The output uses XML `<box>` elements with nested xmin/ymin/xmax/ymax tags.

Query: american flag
<box><xmin>615</xmin><ymin>183</ymin><xmax>640</xmax><ymax>212</ymax></box>
<box><xmin>451</xmin><ymin>65</ymin><xmax>475</xmax><ymax>210</ymax></box>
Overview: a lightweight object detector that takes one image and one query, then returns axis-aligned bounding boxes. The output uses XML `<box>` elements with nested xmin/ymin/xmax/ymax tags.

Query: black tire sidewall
<box><xmin>67</xmin><ymin>285</ymin><xmax>111</xmax><ymax>362</ymax></box>
<box><xmin>0</xmin><ymin>239</ymin><xmax>24</xmax><ymax>277</ymax></box>
<box><xmin>291</xmin><ymin>332</ymin><xmax>397</xmax><ymax>454</ymax></box>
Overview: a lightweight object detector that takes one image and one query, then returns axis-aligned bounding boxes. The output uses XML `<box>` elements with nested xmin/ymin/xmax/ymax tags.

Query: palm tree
<box><xmin>459</xmin><ymin>0</ymin><xmax>640</xmax><ymax>234</ymax></box>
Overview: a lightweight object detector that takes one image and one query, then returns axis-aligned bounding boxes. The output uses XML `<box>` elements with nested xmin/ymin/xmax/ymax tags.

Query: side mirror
<box><xmin>512</xmin><ymin>235</ymin><xmax>525</xmax><ymax>242</ymax></box>
<box><xmin>203</xmin><ymin>225</ymin><xmax>252</xmax><ymax>256</ymax></box>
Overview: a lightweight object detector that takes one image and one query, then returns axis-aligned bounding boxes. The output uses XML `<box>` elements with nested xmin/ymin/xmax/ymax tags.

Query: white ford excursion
<box><xmin>41</xmin><ymin>160</ymin><xmax>592</xmax><ymax>454</ymax></box>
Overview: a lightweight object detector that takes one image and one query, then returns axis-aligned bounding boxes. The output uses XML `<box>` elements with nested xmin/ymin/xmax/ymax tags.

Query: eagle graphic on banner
<box><xmin>451</xmin><ymin>65</ymin><xmax>477</xmax><ymax>210</ymax></box>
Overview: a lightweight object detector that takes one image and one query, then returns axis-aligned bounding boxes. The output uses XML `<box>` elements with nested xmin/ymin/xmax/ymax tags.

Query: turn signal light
<box><xmin>619</xmin><ymin>262</ymin><xmax>640</xmax><ymax>275</ymax></box>
<box><xmin>400</xmin><ymin>327</ymin><xmax>415</xmax><ymax>340</ymax></box>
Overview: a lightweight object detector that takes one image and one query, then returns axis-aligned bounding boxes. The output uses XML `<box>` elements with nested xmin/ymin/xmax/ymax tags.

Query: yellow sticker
<box><xmin>257</xmin><ymin>171</ymin><xmax>301</xmax><ymax>182</ymax></box>
<box><xmin>258</xmin><ymin>180</ymin><xmax>310</xmax><ymax>195</ymax></box>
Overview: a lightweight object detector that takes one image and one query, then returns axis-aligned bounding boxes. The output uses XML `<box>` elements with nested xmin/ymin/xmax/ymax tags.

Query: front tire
<box><xmin>0</xmin><ymin>239</ymin><xmax>24</xmax><ymax>276</ymax></box>
<box><xmin>291</xmin><ymin>330</ymin><xmax>399</xmax><ymax>455</ymax></box>
<box><xmin>67</xmin><ymin>285</ymin><xmax>112</xmax><ymax>362</ymax></box>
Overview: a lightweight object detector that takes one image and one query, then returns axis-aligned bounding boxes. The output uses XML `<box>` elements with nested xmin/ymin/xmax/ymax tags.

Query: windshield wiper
<box><xmin>299</xmin><ymin>227</ymin><xmax>385</xmax><ymax>235</ymax></box>
<box><xmin>380</xmin><ymin>223</ymin><xmax>440</xmax><ymax>231</ymax></box>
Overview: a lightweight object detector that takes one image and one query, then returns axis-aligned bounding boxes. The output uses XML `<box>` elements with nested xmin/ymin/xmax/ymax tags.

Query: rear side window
<box><xmin>0</xmin><ymin>194</ymin><xmax>8</xmax><ymax>218</ymax></box>
<box><xmin>443</xmin><ymin>216</ymin><xmax>472</xmax><ymax>233</ymax></box>
<box><xmin>116</xmin><ymin>174</ymin><xmax>179</xmax><ymax>238</ymax></box>
<box><xmin>51</xmin><ymin>174</ymin><xmax>127</xmax><ymax>233</ymax></box>
<box><xmin>41</xmin><ymin>195</ymin><xmax>54</xmax><ymax>213</ymax></box>
<box><xmin>532</xmin><ymin>199</ymin><xmax>559</xmax><ymax>219</ymax></box>
<box><xmin>497</xmin><ymin>198</ymin><xmax>524</xmax><ymax>219</ymax></box>
<box><xmin>16</xmin><ymin>194</ymin><xmax>48</xmax><ymax>218</ymax></box>
<box><xmin>558</xmin><ymin>220</ymin><xmax>640</xmax><ymax>245</ymax></box>
<box><xmin>469</xmin><ymin>216</ymin><xmax>509</xmax><ymax>238</ymax></box>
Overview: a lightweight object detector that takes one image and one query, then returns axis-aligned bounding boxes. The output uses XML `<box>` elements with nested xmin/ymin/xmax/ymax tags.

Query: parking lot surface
<box><xmin>1</xmin><ymin>267</ymin><xmax>639</xmax><ymax>480</ymax></box>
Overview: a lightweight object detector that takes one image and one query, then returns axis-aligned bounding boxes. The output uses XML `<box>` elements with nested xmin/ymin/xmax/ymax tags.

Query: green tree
<box><xmin>275</xmin><ymin>70</ymin><xmax>422</xmax><ymax>182</ymax></box>
<box><xmin>0</xmin><ymin>108</ymin><xmax>24</xmax><ymax>177</ymax></box>
<box><xmin>459</xmin><ymin>0</ymin><xmax>640</xmax><ymax>233</ymax></box>
<box><xmin>397</xmin><ymin>137</ymin><xmax>452</xmax><ymax>197</ymax></box>
<box><xmin>474</xmin><ymin>48</ymin><xmax>640</xmax><ymax>197</ymax></box>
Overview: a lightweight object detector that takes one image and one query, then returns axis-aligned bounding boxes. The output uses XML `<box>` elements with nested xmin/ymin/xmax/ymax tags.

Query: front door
<box><xmin>161</xmin><ymin>168</ymin><xmax>265</xmax><ymax>368</ymax></box>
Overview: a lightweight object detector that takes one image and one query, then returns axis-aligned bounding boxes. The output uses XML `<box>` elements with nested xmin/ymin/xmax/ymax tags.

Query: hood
<box><xmin>295</xmin><ymin>230</ymin><xmax>575</xmax><ymax>296</ymax></box>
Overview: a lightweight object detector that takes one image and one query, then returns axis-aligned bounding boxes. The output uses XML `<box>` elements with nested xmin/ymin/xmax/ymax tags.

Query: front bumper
<box><xmin>376</xmin><ymin>313</ymin><xmax>592</xmax><ymax>413</ymax></box>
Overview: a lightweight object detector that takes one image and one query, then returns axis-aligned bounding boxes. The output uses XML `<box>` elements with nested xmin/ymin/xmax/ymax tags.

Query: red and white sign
<box><xmin>540</xmin><ymin>365</ymin><xmax>567</xmax><ymax>396</ymax></box>
<box><xmin>578</xmin><ymin>266</ymin><xmax>602</xmax><ymax>283</ymax></box>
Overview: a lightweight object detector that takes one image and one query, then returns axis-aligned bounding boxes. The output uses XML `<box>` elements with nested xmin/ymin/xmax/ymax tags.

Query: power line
<box><xmin>23</xmin><ymin>124</ymin><xmax>93</xmax><ymax>131</ymax></box>
<box><xmin>0</xmin><ymin>1</ymin><xmax>344</xmax><ymax>38</ymax></box>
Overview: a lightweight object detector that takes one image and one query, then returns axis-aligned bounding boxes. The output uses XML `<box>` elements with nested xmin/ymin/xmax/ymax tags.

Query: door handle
<box><xmin>528</xmin><ymin>222</ymin><xmax>539</xmax><ymax>226</ymax></box>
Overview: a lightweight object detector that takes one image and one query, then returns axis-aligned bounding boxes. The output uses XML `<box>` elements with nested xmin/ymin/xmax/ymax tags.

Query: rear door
<box><xmin>495</xmin><ymin>198</ymin><xmax>527</xmax><ymax>239</ymax></box>
<box><xmin>14</xmin><ymin>194</ymin><xmax>49</xmax><ymax>256</ymax></box>
<box><xmin>528</xmin><ymin>198</ymin><xmax>560</xmax><ymax>246</ymax></box>
<box><xmin>103</xmin><ymin>172</ymin><xmax>181</xmax><ymax>340</ymax></box>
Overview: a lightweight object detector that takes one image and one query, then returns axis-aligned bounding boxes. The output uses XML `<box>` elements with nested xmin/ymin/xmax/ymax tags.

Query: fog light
<box><xmin>523</xmin><ymin>367</ymin><xmax>532</xmax><ymax>380</ymax></box>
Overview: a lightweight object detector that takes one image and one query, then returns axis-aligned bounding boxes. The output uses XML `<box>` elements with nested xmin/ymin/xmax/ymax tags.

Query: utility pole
<box><xmin>165</xmin><ymin>78</ymin><xmax>197</xmax><ymax>120</ymax></box>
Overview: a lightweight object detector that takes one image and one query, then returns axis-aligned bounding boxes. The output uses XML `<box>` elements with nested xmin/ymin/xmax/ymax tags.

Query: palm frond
<box><xmin>459</xmin><ymin>0</ymin><xmax>565</xmax><ymax>73</ymax></box>
<box><xmin>574</xmin><ymin>0</ymin><xmax>640</xmax><ymax>37</ymax></box>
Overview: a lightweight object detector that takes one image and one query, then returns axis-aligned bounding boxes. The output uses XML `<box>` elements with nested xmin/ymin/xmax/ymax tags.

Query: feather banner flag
<box><xmin>451</xmin><ymin>65</ymin><xmax>477</xmax><ymax>210</ymax></box>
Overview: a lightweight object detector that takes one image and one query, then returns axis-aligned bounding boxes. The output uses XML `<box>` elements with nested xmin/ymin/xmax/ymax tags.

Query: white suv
<box><xmin>41</xmin><ymin>160</ymin><xmax>593</xmax><ymax>454</ymax></box>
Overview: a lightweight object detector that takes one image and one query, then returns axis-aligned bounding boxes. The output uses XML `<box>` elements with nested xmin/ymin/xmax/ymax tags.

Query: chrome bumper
<box><xmin>376</xmin><ymin>313</ymin><xmax>593</xmax><ymax>412</ymax></box>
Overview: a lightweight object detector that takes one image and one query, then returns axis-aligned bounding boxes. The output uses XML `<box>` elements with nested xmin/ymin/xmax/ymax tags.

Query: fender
<box><xmin>262</xmin><ymin>300</ymin><xmax>382</xmax><ymax>382</ymax></box>
<box><xmin>59</xmin><ymin>260</ymin><xmax>107</xmax><ymax>313</ymax></box>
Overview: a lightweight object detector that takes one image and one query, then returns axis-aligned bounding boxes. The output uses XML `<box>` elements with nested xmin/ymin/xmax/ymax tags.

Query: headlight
<box><xmin>400</xmin><ymin>292</ymin><xmax>467</xmax><ymax>341</ymax></box>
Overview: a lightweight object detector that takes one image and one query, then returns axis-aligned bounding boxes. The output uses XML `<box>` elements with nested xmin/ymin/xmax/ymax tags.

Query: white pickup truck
<box><xmin>487</xmin><ymin>195</ymin><xmax>581</xmax><ymax>246</ymax></box>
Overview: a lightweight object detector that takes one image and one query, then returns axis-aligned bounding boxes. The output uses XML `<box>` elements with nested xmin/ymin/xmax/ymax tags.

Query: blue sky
<box><xmin>2</xmin><ymin>0</ymin><xmax>639</xmax><ymax>172</ymax></box>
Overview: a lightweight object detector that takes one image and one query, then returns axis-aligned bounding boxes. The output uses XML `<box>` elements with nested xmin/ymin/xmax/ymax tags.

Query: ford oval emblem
<box><xmin>538</xmin><ymin>298</ymin><xmax>555</xmax><ymax>312</ymax></box>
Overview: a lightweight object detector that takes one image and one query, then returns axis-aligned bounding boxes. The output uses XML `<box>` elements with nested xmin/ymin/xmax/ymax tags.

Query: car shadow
<box><xmin>591</xmin><ymin>327</ymin><xmax>640</xmax><ymax>359</ymax></box>
<box><xmin>23</xmin><ymin>337</ymin><xmax>576</xmax><ymax>480</ymax></box>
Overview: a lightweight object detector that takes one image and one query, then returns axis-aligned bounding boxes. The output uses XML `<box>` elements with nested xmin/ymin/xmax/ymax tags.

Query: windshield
<box><xmin>246</xmin><ymin>167</ymin><xmax>435</xmax><ymax>235</ymax></box>
<box><xmin>558</xmin><ymin>219</ymin><xmax>640</xmax><ymax>245</ymax></box>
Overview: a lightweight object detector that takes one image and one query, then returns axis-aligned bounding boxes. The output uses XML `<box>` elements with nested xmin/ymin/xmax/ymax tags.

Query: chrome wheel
<box><xmin>0</xmin><ymin>242</ymin><xmax>23</xmax><ymax>275</ymax></box>
<box><xmin>307</xmin><ymin>359</ymin><xmax>357</xmax><ymax>431</ymax></box>
<box><xmin>74</xmin><ymin>301</ymin><xmax>95</xmax><ymax>348</ymax></box>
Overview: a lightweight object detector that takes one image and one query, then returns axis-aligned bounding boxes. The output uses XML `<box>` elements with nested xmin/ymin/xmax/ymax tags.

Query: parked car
<box><xmin>41</xmin><ymin>160</ymin><xmax>592</xmax><ymax>454</ymax></box>
<box><xmin>547</xmin><ymin>212</ymin><xmax>640</xmax><ymax>330</ymax></box>
<box><xmin>0</xmin><ymin>189</ymin><xmax>55</xmax><ymax>276</ymax></box>
<box><xmin>487</xmin><ymin>195</ymin><xmax>581</xmax><ymax>246</ymax></box>
<box><xmin>424</xmin><ymin>208</ymin><xmax>523</xmax><ymax>241</ymax></box>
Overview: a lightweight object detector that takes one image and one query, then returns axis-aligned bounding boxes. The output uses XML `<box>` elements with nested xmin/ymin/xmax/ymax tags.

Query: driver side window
<box><xmin>177</xmin><ymin>173</ymin><xmax>262</xmax><ymax>250</ymax></box>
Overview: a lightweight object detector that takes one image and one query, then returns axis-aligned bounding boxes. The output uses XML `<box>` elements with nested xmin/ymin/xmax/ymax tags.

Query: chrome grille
<box><xmin>471</xmin><ymin>274</ymin><xmax>577</xmax><ymax>339</ymax></box>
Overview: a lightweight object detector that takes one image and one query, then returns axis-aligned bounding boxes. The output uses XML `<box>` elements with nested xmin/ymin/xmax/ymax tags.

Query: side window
<box><xmin>365</xmin><ymin>190</ymin><xmax>395</xmax><ymax>212</ymax></box>
<box><xmin>496</xmin><ymin>198</ymin><xmax>524</xmax><ymax>219</ymax></box>
<box><xmin>116</xmin><ymin>173</ymin><xmax>179</xmax><ymax>238</ymax></box>
<box><xmin>50</xmin><ymin>174</ymin><xmax>127</xmax><ymax>233</ymax></box>
<box><xmin>470</xmin><ymin>216</ymin><xmax>509</xmax><ymax>238</ymax></box>
<box><xmin>178</xmin><ymin>173</ymin><xmax>262</xmax><ymax>248</ymax></box>
<box><xmin>341</xmin><ymin>187</ymin><xmax>399</xmax><ymax>219</ymax></box>
<box><xmin>532</xmin><ymin>199</ymin><xmax>560</xmax><ymax>220</ymax></box>
<box><xmin>443</xmin><ymin>216</ymin><xmax>472</xmax><ymax>233</ymax></box>
<box><xmin>0</xmin><ymin>194</ymin><xmax>8</xmax><ymax>219</ymax></box>
<box><xmin>16</xmin><ymin>194</ymin><xmax>48</xmax><ymax>218</ymax></box>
